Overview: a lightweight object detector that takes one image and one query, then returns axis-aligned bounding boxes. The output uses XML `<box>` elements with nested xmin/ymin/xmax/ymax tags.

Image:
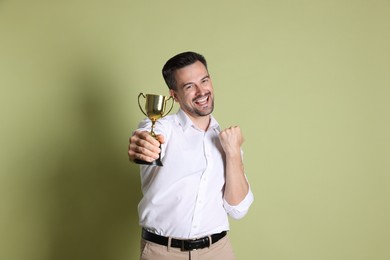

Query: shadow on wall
<box><xmin>45</xmin><ymin>64</ymin><xmax>141</xmax><ymax>260</ymax></box>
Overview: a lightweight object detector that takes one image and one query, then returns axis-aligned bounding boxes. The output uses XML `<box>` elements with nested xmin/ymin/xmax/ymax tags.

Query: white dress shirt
<box><xmin>136</xmin><ymin>109</ymin><xmax>254</xmax><ymax>239</ymax></box>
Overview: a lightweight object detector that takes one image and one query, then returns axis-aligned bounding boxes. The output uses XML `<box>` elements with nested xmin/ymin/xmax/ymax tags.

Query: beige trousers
<box><xmin>140</xmin><ymin>236</ymin><xmax>236</xmax><ymax>260</ymax></box>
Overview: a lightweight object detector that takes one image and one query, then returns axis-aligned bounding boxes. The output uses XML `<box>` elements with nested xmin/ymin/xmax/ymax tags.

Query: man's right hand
<box><xmin>128</xmin><ymin>131</ymin><xmax>165</xmax><ymax>163</ymax></box>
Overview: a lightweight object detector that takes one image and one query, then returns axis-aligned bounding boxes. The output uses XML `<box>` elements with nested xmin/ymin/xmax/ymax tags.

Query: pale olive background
<box><xmin>1</xmin><ymin>1</ymin><xmax>389</xmax><ymax>260</ymax></box>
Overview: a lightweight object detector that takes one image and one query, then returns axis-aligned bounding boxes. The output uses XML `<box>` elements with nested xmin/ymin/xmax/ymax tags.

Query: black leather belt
<box><xmin>142</xmin><ymin>228</ymin><xmax>227</xmax><ymax>251</ymax></box>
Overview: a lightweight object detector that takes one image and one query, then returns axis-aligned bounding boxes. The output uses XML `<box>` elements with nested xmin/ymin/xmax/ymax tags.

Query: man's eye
<box><xmin>185</xmin><ymin>84</ymin><xmax>193</xmax><ymax>89</ymax></box>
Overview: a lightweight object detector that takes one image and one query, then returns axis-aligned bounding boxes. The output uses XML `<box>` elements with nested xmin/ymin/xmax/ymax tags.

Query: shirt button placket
<box><xmin>190</xmin><ymin>134</ymin><xmax>212</xmax><ymax>237</ymax></box>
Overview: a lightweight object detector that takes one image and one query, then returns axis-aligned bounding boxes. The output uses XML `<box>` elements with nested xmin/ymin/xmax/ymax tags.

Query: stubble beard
<box><xmin>186</xmin><ymin>94</ymin><xmax>215</xmax><ymax>117</ymax></box>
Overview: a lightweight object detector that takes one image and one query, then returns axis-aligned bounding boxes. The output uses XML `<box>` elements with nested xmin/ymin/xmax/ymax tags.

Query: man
<box><xmin>128</xmin><ymin>51</ymin><xmax>254</xmax><ymax>260</ymax></box>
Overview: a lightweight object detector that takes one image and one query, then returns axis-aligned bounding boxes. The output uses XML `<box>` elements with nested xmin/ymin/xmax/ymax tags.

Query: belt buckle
<box><xmin>181</xmin><ymin>239</ymin><xmax>197</xmax><ymax>251</ymax></box>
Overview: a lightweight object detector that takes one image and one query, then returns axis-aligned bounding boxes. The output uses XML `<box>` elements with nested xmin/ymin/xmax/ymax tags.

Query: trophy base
<box><xmin>134</xmin><ymin>158</ymin><xmax>163</xmax><ymax>167</ymax></box>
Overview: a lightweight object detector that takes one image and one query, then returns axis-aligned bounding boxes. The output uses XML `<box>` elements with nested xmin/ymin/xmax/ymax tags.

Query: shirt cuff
<box><xmin>223</xmin><ymin>188</ymin><xmax>254</xmax><ymax>220</ymax></box>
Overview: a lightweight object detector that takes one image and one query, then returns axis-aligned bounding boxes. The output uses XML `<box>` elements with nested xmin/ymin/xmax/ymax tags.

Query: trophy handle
<box><xmin>162</xmin><ymin>96</ymin><xmax>174</xmax><ymax>117</ymax></box>
<box><xmin>137</xmin><ymin>93</ymin><xmax>148</xmax><ymax>117</ymax></box>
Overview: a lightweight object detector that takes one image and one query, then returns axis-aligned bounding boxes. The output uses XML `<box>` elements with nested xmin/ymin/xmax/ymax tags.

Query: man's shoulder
<box><xmin>159</xmin><ymin>112</ymin><xmax>177</xmax><ymax>123</ymax></box>
<box><xmin>154</xmin><ymin>112</ymin><xmax>179</xmax><ymax>132</ymax></box>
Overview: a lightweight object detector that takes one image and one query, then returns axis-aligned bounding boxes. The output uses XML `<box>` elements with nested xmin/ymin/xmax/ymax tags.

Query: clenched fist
<box><xmin>128</xmin><ymin>131</ymin><xmax>165</xmax><ymax>163</ymax></box>
<box><xmin>218</xmin><ymin>126</ymin><xmax>244</xmax><ymax>157</ymax></box>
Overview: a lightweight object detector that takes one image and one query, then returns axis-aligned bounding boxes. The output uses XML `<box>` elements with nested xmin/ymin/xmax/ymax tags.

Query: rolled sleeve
<box><xmin>223</xmin><ymin>188</ymin><xmax>254</xmax><ymax>219</ymax></box>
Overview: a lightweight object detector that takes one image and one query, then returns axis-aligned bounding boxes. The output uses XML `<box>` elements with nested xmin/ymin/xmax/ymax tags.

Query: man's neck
<box><xmin>187</xmin><ymin>113</ymin><xmax>211</xmax><ymax>131</ymax></box>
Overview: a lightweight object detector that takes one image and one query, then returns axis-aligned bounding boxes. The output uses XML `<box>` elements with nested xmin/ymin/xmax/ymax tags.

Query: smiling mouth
<box><xmin>194</xmin><ymin>95</ymin><xmax>209</xmax><ymax>106</ymax></box>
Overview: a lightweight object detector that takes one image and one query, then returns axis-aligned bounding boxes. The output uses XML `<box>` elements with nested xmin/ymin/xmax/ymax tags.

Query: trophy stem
<box><xmin>150</xmin><ymin>120</ymin><xmax>157</xmax><ymax>138</ymax></box>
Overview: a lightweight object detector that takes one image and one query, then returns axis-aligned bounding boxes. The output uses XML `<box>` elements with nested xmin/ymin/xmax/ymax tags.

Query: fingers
<box><xmin>128</xmin><ymin>131</ymin><xmax>163</xmax><ymax>162</ymax></box>
<box><xmin>219</xmin><ymin>126</ymin><xmax>243</xmax><ymax>143</ymax></box>
<box><xmin>219</xmin><ymin>126</ymin><xmax>244</xmax><ymax>155</ymax></box>
<box><xmin>133</xmin><ymin>131</ymin><xmax>161</xmax><ymax>147</ymax></box>
<box><xmin>154</xmin><ymin>134</ymin><xmax>165</xmax><ymax>144</ymax></box>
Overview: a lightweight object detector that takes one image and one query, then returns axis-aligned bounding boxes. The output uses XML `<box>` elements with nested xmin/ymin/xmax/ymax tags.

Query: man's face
<box><xmin>170</xmin><ymin>61</ymin><xmax>214</xmax><ymax>119</ymax></box>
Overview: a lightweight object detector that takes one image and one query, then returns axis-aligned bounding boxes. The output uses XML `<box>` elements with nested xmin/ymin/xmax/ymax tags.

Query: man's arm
<box><xmin>218</xmin><ymin>126</ymin><xmax>250</xmax><ymax>205</ymax></box>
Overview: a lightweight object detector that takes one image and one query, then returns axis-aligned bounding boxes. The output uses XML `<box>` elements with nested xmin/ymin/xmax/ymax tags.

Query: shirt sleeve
<box><xmin>223</xmin><ymin>187</ymin><xmax>254</xmax><ymax>220</ymax></box>
<box><xmin>135</xmin><ymin>118</ymin><xmax>152</xmax><ymax>132</ymax></box>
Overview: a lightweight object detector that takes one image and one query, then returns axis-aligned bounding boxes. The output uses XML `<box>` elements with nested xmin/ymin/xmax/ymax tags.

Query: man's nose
<box><xmin>195</xmin><ymin>84</ymin><xmax>207</xmax><ymax>95</ymax></box>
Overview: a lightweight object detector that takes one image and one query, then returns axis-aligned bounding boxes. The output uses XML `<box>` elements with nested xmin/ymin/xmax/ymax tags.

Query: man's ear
<box><xmin>169</xmin><ymin>89</ymin><xmax>179</xmax><ymax>102</ymax></box>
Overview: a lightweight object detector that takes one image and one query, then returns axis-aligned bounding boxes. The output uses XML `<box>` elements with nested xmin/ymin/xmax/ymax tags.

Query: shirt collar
<box><xmin>175</xmin><ymin>109</ymin><xmax>220</xmax><ymax>132</ymax></box>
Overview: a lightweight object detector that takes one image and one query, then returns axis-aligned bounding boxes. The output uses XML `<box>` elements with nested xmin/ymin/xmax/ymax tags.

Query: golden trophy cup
<box><xmin>135</xmin><ymin>93</ymin><xmax>174</xmax><ymax>166</ymax></box>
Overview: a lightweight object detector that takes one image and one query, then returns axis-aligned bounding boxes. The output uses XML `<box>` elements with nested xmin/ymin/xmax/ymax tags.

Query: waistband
<box><xmin>142</xmin><ymin>228</ymin><xmax>227</xmax><ymax>251</ymax></box>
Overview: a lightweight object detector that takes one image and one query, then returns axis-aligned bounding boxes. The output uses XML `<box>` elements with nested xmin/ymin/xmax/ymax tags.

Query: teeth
<box><xmin>196</xmin><ymin>96</ymin><xmax>208</xmax><ymax>104</ymax></box>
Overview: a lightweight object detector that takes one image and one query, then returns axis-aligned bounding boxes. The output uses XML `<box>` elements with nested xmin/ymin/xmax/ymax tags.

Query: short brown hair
<box><xmin>162</xmin><ymin>51</ymin><xmax>208</xmax><ymax>90</ymax></box>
